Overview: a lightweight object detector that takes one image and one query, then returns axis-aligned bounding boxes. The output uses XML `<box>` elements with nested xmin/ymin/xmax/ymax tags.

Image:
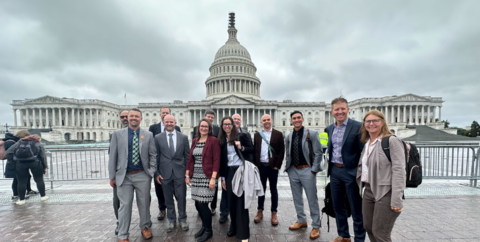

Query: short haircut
<box><xmin>204</xmin><ymin>110</ymin><xmax>215</xmax><ymax>117</ymax></box>
<box><xmin>195</xmin><ymin>118</ymin><xmax>213</xmax><ymax>138</ymax></box>
<box><xmin>290</xmin><ymin>110</ymin><xmax>303</xmax><ymax>118</ymax></box>
<box><xmin>119</xmin><ymin>110</ymin><xmax>129</xmax><ymax>115</ymax></box>
<box><xmin>15</xmin><ymin>130</ymin><xmax>31</xmax><ymax>138</ymax></box>
<box><xmin>129</xmin><ymin>108</ymin><xmax>142</xmax><ymax>117</ymax></box>
<box><xmin>331</xmin><ymin>96</ymin><xmax>348</xmax><ymax>108</ymax></box>
<box><xmin>160</xmin><ymin>107</ymin><xmax>171</xmax><ymax>114</ymax></box>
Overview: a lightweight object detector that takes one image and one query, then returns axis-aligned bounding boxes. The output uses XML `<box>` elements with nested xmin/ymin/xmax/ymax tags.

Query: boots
<box><xmin>254</xmin><ymin>210</ymin><xmax>263</xmax><ymax>223</ymax></box>
<box><xmin>197</xmin><ymin>228</ymin><xmax>212</xmax><ymax>242</ymax></box>
<box><xmin>271</xmin><ymin>212</ymin><xmax>279</xmax><ymax>226</ymax></box>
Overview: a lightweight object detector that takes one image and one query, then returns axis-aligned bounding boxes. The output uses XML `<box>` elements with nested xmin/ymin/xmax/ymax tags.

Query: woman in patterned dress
<box><xmin>186</xmin><ymin>119</ymin><xmax>220</xmax><ymax>242</ymax></box>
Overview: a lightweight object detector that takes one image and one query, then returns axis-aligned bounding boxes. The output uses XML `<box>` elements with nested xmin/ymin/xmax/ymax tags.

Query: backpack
<box><xmin>381</xmin><ymin>136</ymin><xmax>422</xmax><ymax>188</ymax></box>
<box><xmin>13</xmin><ymin>139</ymin><xmax>39</xmax><ymax>162</ymax></box>
<box><xmin>321</xmin><ymin>182</ymin><xmax>351</xmax><ymax>232</ymax></box>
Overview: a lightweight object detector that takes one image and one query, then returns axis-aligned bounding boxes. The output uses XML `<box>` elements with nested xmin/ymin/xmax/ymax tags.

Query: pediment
<box><xmin>213</xmin><ymin>95</ymin><xmax>254</xmax><ymax>105</ymax></box>
<box><xmin>25</xmin><ymin>96</ymin><xmax>73</xmax><ymax>104</ymax></box>
<box><xmin>389</xmin><ymin>94</ymin><xmax>429</xmax><ymax>102</ymax></box>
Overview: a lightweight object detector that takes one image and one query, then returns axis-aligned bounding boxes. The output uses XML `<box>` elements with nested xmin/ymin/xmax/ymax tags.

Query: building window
<box><xmin>309</xmin><ymin>123</ymin><xmax>311</xmax><ymax>126</ymax></box>
<box><xmin>308</xmin><ymin>112</ymin><xmax>311</xmax><ymax>115</ymax></box>
<box><xmin>282</xmin><ymin>112</ymin><xmax>285</xmax><ymax>115</ymax></box>
<box><xmin>283</xmin><ymin>121</ymin><xmax>285</xmax><ymax>126</ymax></box>
<box><xmin>180</xmin><ymin>113</ymin><xmax>183</xmax><ymax>116</ymax></box>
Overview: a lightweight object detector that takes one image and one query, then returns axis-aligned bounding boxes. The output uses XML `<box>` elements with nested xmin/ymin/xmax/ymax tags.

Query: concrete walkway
<box><xmin>0</xmin><ymin>178</ymin><xmax>479</xmax><ymax>242</ymax></box>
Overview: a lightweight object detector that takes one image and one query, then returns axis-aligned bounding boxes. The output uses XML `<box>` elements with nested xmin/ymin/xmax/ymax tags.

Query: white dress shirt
<box><xmin>160</xmin><ymin>122</ymin><xmax>165</xmax><ymax>133</ymax></box>
<box><xmin>361</xmin><ymin>136</ymin><xmax>381</xmax><ymax>182</ymax></box>
<box><xmin>260</xmin><ymin>129</ymin><xmax>272</xmax><ymax>163</ymax></box>
<box><xmin>166</xmin><ymin>130</ymin><xmax>177</xmax><ymax>152</ymax></box>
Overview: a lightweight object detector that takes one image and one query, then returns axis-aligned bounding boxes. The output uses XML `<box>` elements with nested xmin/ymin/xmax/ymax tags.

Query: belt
<box><xmin>128</xmin><ymin>169</ymin><xmax>144</xmax><ymax>174</ymax></box>
<box><xmin>261</xmin><ymin>162</ymin><xmax>270</xmax><ymax>166</ymax></box>
<box><xmin>228</xmin><ymin>166</ymin><xmax>240</xmax><ymax>169</ymax></box>
<box><xmin>295</xmin><ymin>164</ymin><xmax>310</xmax><ymax>169</ymax></box>
<box><xmin>332</xmin><ymin>163</ymin><xmax>344</xmax><ymax>168</ymax></box>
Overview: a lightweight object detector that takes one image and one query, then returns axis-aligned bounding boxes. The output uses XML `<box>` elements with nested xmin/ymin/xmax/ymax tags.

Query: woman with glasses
<box><xmin>218</xmin><ymin>116</ymin><xmax>254</xmax><ymax>242</ymax></box>
<box><xmin>357</xmin><ymin>110</ymin><xmax>406</xmax><ymax>242</ymax></box>
<box><xmin>185</xmin><ymin>119</ymin><xmax>220</xmax><ymax>242</ymax></box>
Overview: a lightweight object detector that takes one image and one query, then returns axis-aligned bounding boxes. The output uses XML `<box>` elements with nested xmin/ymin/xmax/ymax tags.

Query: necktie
<box><xmin>292</xmin><ymin>132</ymin><xmax>299</xmax><ymax>167</ymax></box>
<box><xmin>168</xmin><ymin>133</ymin><xmax>175</xmax><ymax>156</ymax></box>
<box><xmin>132</xmin><ymin>132</ymin><xmax>140</xmax><ymax>166</ymax></box>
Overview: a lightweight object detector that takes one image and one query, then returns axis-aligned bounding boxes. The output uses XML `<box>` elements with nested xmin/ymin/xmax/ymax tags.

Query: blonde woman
<box><xmin>356</xmin><ymin>110</ymin><xmax>405</xmax><ymax>242</ymax></box>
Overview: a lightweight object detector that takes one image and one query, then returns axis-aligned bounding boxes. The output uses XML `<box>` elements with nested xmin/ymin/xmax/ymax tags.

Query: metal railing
<box><xmin>1</xmin><ymin>143</ymin><xmax>479</xmax><ymax>188</ymax></box>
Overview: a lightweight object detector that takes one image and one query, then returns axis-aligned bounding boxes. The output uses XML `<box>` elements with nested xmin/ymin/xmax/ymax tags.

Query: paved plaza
<box><xmin>0</xmin><ymin>177</ymin><xmax>479</xmax><ymax>242</ymax></box>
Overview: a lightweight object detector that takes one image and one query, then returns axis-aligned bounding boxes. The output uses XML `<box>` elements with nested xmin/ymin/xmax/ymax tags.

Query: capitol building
<box><xmin>9</xmin><ymin>13</ymin><xmax>447</xmax><ymax>142</ymax></box>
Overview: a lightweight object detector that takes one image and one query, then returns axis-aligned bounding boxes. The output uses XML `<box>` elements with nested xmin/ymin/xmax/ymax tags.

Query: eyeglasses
<box><xmin>222</xmin><ymin>123</ymin><xmax>232</xmax><ymax>126</ymax></box>
<box><xmin>120</xmin><ymin>116</ymin><xmax>128</xmax><ymax>119</ymax></box>
<box><xmin>365</xmin><ymin>119</ymin><xmax>381</xmax><ymax>124</ymax></box>
<box><xmin>200</xmin><ymin>125</ymin><xmax>209</xmax><ymax>129</ymax></box>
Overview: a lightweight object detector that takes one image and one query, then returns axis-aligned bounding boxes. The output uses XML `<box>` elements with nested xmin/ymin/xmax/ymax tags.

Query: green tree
<box><xmin>469</xmin><ymin>120</ymin><xmax>479</xmax><ymax>137</ymax></box>
<box><xmin>457</xmin><ymin>128</ymin><xmax>467</xmax><ymax>136</ymax></box>
<box><xmin>443</xmin><ymin>120</ymin><xmax>450</xmax><ymax>128</ymax></box>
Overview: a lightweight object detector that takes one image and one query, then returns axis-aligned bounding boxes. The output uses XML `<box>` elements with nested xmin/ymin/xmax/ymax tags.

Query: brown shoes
<box><xmin>254</xmin><ymin>210</ymin><xmax>263</xmax><ymax>223</ymax></box>
<box><xmin>141</xmin><ymin>227</ymin><xmax>153</xmax><ymax>240</ymax></box>
<box><xmin>310</xmin><ymin>228</ymin><xmax>320</xmax><ymax>240</ymax></box>
<box><xmin>117</xmin><ymin>239</ymin><xmax>129</xmax><ymax>242</ymax></box>
<box><xmin>329</xmin><ymin>236</ymin><xmax>351</xmax><ymax>242</ymax></box>
<box><xmin>271</xmin><ymin>212</ymin><xmax>278</xmax><ymax>226</ymax></box>
<box><xmin>289</xmin><ymin>222</ymin><xmax>308</xmax><ymax>230</ymax></box>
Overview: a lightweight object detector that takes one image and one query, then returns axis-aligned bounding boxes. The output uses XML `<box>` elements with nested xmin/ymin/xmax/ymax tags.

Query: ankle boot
<box><xmin>254</xmin><ymin>209</ymin><xmax>263</xmax><ymax>223</ymax></box>
<box><xmin>194</xmin><ymin>227</ymin><xmax>205</xmax><ymax>238</ymax></box>
<box><xmin>197</xmin><ymin>228</ymin><xmax>212</xmax><ymax>242</ymax></box>
<box><xmin>271</xmin><ymin>212</ymin><xmax>279</xmax><ymax>226</ymax></box>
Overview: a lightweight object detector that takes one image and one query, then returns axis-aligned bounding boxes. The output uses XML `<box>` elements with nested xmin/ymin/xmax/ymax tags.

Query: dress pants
<box><xmin>15</xmin><ymin>161</ymin><xmax>45</xmax><ymax>201</ymax></box>
<box><xmin>257</xmin><ymin>164</ymin><xmax>279</xmax><ymax>212</ymax></box>
<box><xmin>161</xmin><ymin>173</ymin><xmax>187</xmax><ymax>223</ymax></box>
<box><xmin>211</xmin><ymin>180</ymin><xmax>229</xmax><ymax>214</ymax></box>
<box><xmin>117</xmin><ymin>171</ymin><xmax>152</xmax><ymax>240</ymax></box>
<box><xmin>363</xmin><ymin>184</ymin><xmax>400</xmax><ymax>242</ymax></box>
<box><xmin>330</xmin><ymin>165</ymin><xmax>365</xmax><ymax>242</ymax></box>
<box><xmin>113</xmin><ymin>185</ymin><xmax>120</xmax><ymax>220</ymax></box>
<box><xmin>287</xmin><ymin>166</ymin><xmax>321</xmax><ymax>228</ymax></box>
<box><xmin>226</xmin><ymin>166</ymin><xmax>249</xmax><ymax>240</ymax></box>
<box><xmin>154</xmin><ymin>179</ymin><xmax>167</xmax><ymax>211</ymax></box>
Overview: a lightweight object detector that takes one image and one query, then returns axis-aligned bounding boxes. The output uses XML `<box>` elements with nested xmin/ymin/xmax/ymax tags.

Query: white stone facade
<box><xmin>8</xmin><ymin>14</ymin><xmax>445</xmax><ymax>142</ymax></box>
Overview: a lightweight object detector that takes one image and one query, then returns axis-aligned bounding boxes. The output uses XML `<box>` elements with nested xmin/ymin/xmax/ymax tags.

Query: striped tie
<box><xmin>132</xmin><ymin>132</ymin><xmax>140</xmax><ymax>166</ymax></box>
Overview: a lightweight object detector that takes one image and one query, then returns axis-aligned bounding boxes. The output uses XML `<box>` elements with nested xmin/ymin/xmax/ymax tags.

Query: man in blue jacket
<box><xmin>326</xmin><ymin>97</ymin><xmax>365</xmax><ymax>242</ymax></box>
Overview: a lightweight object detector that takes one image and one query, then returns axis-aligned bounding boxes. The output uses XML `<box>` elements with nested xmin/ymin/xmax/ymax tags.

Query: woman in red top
<box><xmin>186</xmin><ymin>119</ymin><xmax>220</xmax><ymax>242</ymax></box>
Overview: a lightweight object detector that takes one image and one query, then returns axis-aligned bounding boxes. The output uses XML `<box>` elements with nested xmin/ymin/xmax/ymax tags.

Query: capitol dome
<box><xmin>205</xmin><ymin>13</ymin><xmax>261</xmax><ymax>100</ymax></box>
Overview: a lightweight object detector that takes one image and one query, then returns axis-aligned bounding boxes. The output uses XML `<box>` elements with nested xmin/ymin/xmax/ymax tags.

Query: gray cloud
<box><xmin>0</xmin><ymin>0</ymin><xmax>479</xmax><ymax>129</ymax></box>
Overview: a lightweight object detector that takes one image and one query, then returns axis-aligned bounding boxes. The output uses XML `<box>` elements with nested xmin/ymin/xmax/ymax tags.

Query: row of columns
<box><xmin>357</xmin><ymin>105</ymin><xmax>441</xmax><ymax>125</ymax></box>
<box><xmin>206</xmin><ymin>79</ymin><xmax>259</xmax><ymax>96</ymax></box>
<box><xmin>13</xmin><ymin>107</ymin><xmax>121</xmax><ymax>129</ymax></box>
<box><xmin>212</xmin><ymin>65</ymin><xmax>254</xmax><ymax>76</ymax></box>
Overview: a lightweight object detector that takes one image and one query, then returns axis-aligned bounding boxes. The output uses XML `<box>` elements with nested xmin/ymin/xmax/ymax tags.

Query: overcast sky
<box><xmin>0</xmin><ymin>0</ymin><xmax>478</xmax><ymax>129</ymax></box>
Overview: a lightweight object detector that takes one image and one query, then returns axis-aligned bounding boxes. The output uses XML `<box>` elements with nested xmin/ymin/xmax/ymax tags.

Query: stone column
<box><xmin>89</xmin><ymin>109</ymin><xmax>93</xmax><ymax>127</ymax></box>
<box><xmin>385</xmin><ymin>106</ymin><xmax>389</xmax><ymax>124</ymax></box>
<box><xmin>193</xmin><ymin>110</ymin><xmax>197</xmax><ymax>126</ymax></box>
<box><xmin>59</xmin><ymin>108</ymin><xmax>63</xmax><ymax>126</ymax></box>
<box><xmin>257</xmin><ymin>109</ymin><xmax>260</xmax><ymax>125</ymax></box>
<box><xmin>408</xmin><ymin>105</ymin><xmax>412</xmax><ymax>124</ymax></box>
<box><xmin>13</xmin><ymin>109</ymin><xmax>17</xmax><ymax>127</ymax></box>
<box><xmin>20</xmin><ymin>109</ymin><xmax>24</xmax><ymax>127</ymax></box>
<box><xmin>83</xmin><ymin>109</ymin><xmax>86</xmax><ymax>127</ymax></box>
<box><xmin>46</xmin><ymin>108</ymin><xmax>50</xmax><ymax>127</ymax></box>
<box><xmin>76</xmin><ymin>109</ymin><xmax>80</xmax><ymax>127</ymax></box>
<box><xmin>415</xmin><ymin>106</ymin><xmax>418</xmax><ymax>125</ymax></box>
<box><xmin>26</xmin><ymin>109</ymin><xmax>30</xmax><ymax>127</ymax></box>
<box><xmin>433</xmin><ymin>106</ymin><xmax>437</xmax><ymax>122</ymax></box>
<box><xmin>247</xmin><ymin>108</ymin><xmax>250</xmax><ymax>125</ymax></box>
<box><xmin>403</xmin><ymin>106</ymin><xmax>406</xmax><ymax>123</ymax></box>
<box><xmin>420</xmin><ymin>106</ymin><xmax>424</xmax><ymax>124</ymax></box>
<box><xmin>32</xmin><ymin>108</ymin><xmax>37</xmax><ymax>128</ymax></box>
<box><xmin>38</xmin><ymin>108</ymin><xmax>43</xmax><ymax>127</ymax></box>
<box><xmin>427</xmin><ymin>106</ymin><xmax>430</xmax><ymax>124</ymax></box>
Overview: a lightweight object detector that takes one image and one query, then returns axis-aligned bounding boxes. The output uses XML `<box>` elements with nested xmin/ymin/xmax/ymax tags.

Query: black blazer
<box><xmin>219</xmin><ymin>133</ymin><xmax>255</xmax><ymax>178</ymax></box>
<box><xmin>192</xmin><ymin>125</ymin><xmax>219</xmax><ymax>139</ymax></box>
<box><xmin>326</xmin><ymin>118</ymin><xmax>364</xmax><ymax>177</ymax></box>
<box><xmin>149</xmin><ymin>122</ymin><xmax>181</xmax><ymax>136</ymax></box>
<box><xmin>238</xmin><ymin>128</ymin><xmax>253</xmax><ymax>162</ymax></box>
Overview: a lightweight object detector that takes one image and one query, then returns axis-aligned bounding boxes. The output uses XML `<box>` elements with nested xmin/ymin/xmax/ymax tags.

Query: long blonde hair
<box><xmin>360</xmin><ymin>110</ymin><xmax>393</xmax><ymax>144</ymax></box>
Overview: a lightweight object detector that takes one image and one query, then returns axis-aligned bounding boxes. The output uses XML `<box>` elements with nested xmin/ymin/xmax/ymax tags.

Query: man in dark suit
<box><xmin>253</xmin><ymin>114</ymin><xmax>285</xmax><ymax>226</ymax></box>
<box><xmin>191</xmin><ymin>110</ymin><xmax>219</xmax><ymax>139</ymax></box>
<box><xmin>155</xmin><ymin>115</ymin><xmax>190</xmax><ymax>232</ymax></box>
<box><xmin>192</xmin><ymin>110</ymin><xmax>223</xmax><ymax>218</ymax></box>
<box><xmin>326</xmin><ymin>97</ymin><xmax>365</xmax><ymax>242</ymax></box>
<box><xmin>148</xmin><ymin>107</ymin><xmax>181</xmax><ymax>221</ymax></box>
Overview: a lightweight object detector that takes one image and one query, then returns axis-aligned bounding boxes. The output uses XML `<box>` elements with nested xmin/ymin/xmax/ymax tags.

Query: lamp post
<box><xmin>4</xmin><ymin>123</ymin><xmax>9</xmax><ymax>132</ymax></box>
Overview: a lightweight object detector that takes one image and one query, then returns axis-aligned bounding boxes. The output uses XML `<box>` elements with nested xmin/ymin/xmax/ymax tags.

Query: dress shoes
<box><xmin>141</xmin><ymin>227</ymin><xmax>152</xmax><ymax>240</ymax></box>
<box><xmin>194</xmin><ymin>227</ymin><xmax>205</xmax><ymax>238</ymax></box>
<box><xmin>271</xmin><ymin>212</ymin><xmax>279</xmax><ymax>226</ymax></box>
<box><xmin>227</xmin><ymin>229</ymin><xmax>236</xmax><ymax>237</ymax></box>
<box><xmin>254</xmin><ymin>210</ymin><xmax>263</xmax><ymax>223</ymax></box>
<box><xmin>117</xmin><ymin>239</ymin><xmax>129</xmax><ymax>242</ymax></box>
<box><xmin>329</xmin><ymin>236</ymin><xmax>351</xmax><ymax>242</ymax></box>
<box><xmin>310</xmin><ymin>228</ymin><xmax>320</xmax><ymax>240</ymax></box>
<box><xmin>289</xmin><ymin>222</ymin><xmax>308</xmax><ymax>230</ymax></box>
<box><xmin>157</xmin><ymin>210</ymin><xmax>166</xmax><ymax>220</ymax></box>
<box><xmin>197</xmin><ymin>229</ymin><xmax>213</xmax><ymax>242</ymax></box>
<box><xmin>219</xmin><ymin>215</ymin><xmax>228</xmax><ymax>224</ymax></box>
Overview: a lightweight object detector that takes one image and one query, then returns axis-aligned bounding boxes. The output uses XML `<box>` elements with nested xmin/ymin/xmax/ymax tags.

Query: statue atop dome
<box><xmin>229</xmin><ymin>12</ymin><xmax>235</xmax><ymax>28</ymax></box>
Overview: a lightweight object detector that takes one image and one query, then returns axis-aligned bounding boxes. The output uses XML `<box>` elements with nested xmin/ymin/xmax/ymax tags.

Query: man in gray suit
<box><xmin>109</xmin><ymin>108</ymin><xmax>157</xmax><ymax>242</ymax></box>
<box><xmin>155</xmin><ymin>115</ymin><xmax>190</xmax><ymax>232</ymax></box>
<box><xmin>284</xmin><ymin>110</ymin><xmax>323</xmax><ymax>240</ymax></box>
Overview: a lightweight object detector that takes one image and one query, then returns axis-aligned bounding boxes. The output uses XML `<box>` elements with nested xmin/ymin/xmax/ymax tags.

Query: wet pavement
<box><xmin>0</xmin><ymin>178</ymin><xmax>479</xmax><ymax>242</ymax></box>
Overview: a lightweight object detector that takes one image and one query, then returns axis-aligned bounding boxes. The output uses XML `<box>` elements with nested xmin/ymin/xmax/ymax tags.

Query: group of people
<box><xmin>2</xmin><ymin>130</ymin><xmax>49</xmax><ymax>205</ymax></box>
<box><xmin>108</xmin><ymin>96</ymin><xmax>406</xmax><ymax>242</ymax></box>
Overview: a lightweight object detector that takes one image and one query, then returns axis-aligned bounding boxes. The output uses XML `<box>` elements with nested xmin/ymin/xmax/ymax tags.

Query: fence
<box><xmin>1</xmin><ymin>143</ymin><xmax>479</xmax><ymax>188</ymax></box>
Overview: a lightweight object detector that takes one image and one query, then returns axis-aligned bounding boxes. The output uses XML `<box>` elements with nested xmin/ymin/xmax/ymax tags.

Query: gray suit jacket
<box><xmin>108</xmin><ymin>128</ymin><xmax>157</xmax><ymax>186</ymax></box>
<box><xmin>284</xmin><ymin>127</ymin><xmax>323</xmax><ymax>173</ymax></box>
<box><xmin>155</xmin><ymin>130</ymin><xmax>190</xmax><ymax>180</ymax></box>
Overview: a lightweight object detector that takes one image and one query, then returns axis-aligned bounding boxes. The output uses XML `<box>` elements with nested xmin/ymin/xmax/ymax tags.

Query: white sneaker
<box><xmin>16</xmin><ymin>200</ymin><xmax>25</xmax><ymax>205</ymax></box>
<box><xmin>40</xmin><ymin>196</ymin><xmax>49</xmax><ymax>201</ymax></box>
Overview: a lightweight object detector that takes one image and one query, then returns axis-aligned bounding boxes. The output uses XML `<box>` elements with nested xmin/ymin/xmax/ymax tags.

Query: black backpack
<box><xmin>381</xmin><ymin>136</ymin><xmax>422</xmax><ymax>188</ymax></box>
<box><xmin>321</xmin><ymin>182</ymin><xmax>351</xmax><ymax>232</ymax></box>
<box><xmin>13</xmin><ymin>139</ymin><xmax>39</xmax><ymax>162</ymax></box>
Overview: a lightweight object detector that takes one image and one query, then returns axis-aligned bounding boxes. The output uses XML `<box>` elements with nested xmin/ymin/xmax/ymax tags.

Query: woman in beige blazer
<box><xmin>356</xmin><ymin>110</ymin><xmax>406</xmax><ymax>242</ymax></box>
